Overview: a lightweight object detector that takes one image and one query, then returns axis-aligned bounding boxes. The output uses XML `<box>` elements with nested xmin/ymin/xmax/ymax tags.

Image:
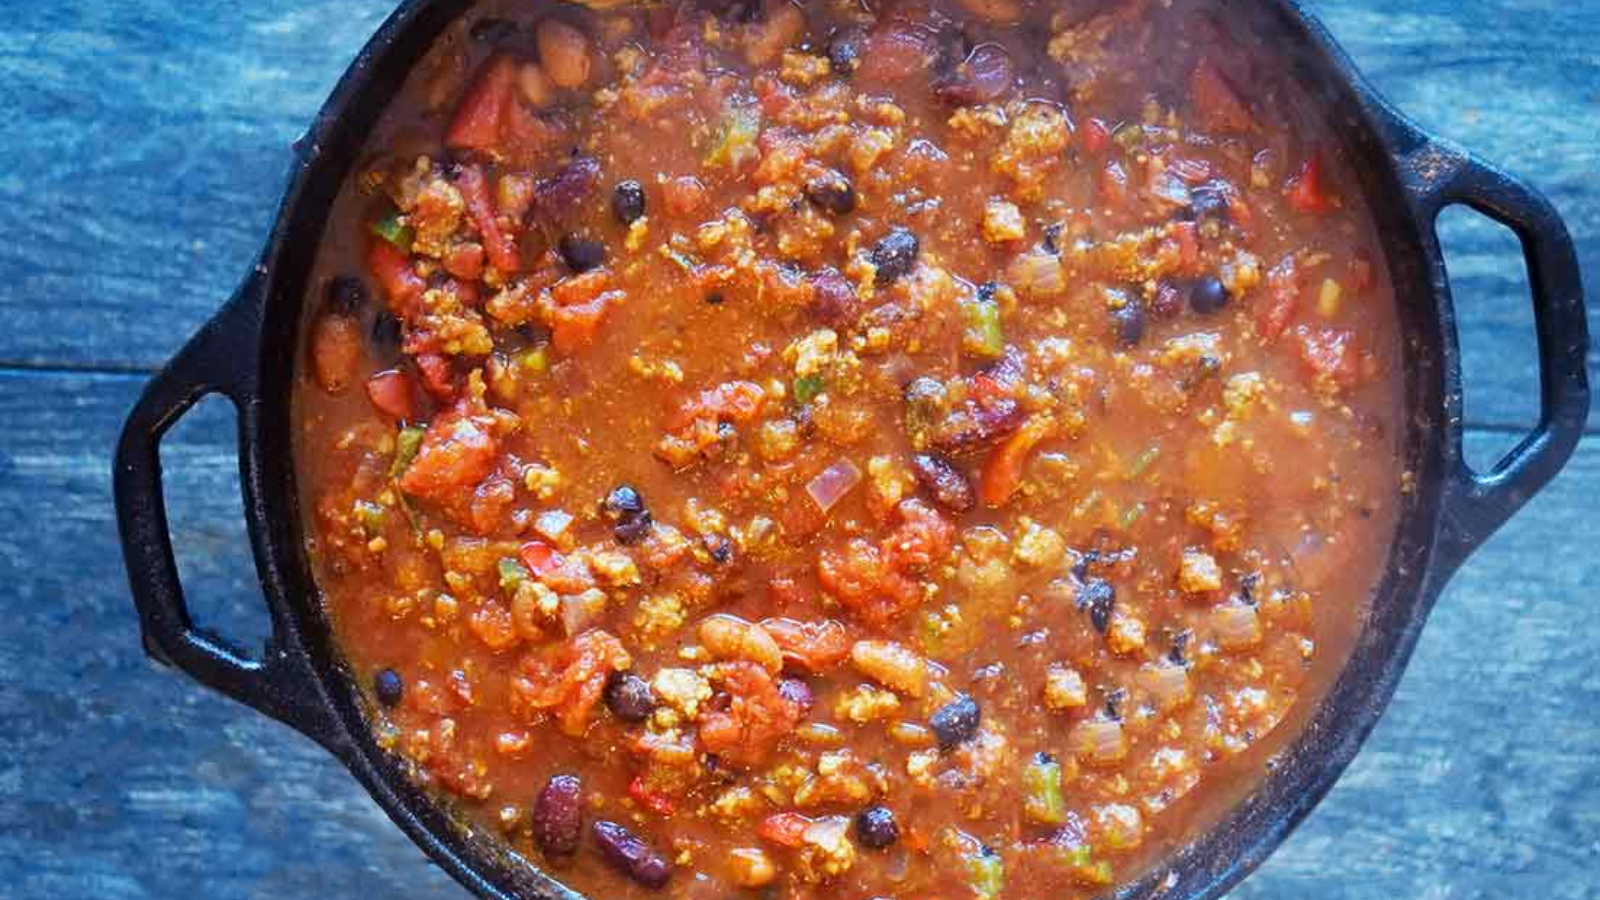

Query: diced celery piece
<box><xmin>961</xmin><ymin>298</ymin><xmax>1005</xmax><ymax>359</ymax></box>
<box><xmin>369</xmin><ymin>209</ymin><xmax>415</xmax><ymax>252</ymax></box>
<box><xmin>519</xmin><ymin>346</ymin><xmax>549</xmax><ymax>373</ymax></box>
<box><xmin>354</xmin><ymin>500</ymin><xmax>387</xmax><ymax>538</ymax></box>
<box><xmin>1022</xmin><ymin>755</ymin><xmax>1067</xmax><ymax>825</ymax></box>
<box><xmin>793</xmin><ymin>374</ymin><xmax>825</xmax><ymax>405</ymax></box>
<box><xmin>706</xmin><ymin>105</ymin><xmax>761</xmax><ymax>170</ymax></box>
<box><xmin>968</xmin><ymin>850</ymin><xmax>1004</xmax><ymax>900</ymax></box>
<box><xmin>391</xmin><ymin>426</ymin><xmax>425</xmax><ymax>477</ymax></box>
<box><xmin>497</xmin><ymin>557</ymin><xmax>530</xmax><ymax>592</ymax></box>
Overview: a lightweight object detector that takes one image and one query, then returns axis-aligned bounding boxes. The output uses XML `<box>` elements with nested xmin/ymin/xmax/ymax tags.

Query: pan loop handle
<box><xmin>114</xmin><ymin>270</ymin><xmax>341</xmax><ymax>747</ymax></box>
<box><xmin>1403</xmin><ymin>141</ymin><xmax>1590</xmax><ymax>571</ymax></box>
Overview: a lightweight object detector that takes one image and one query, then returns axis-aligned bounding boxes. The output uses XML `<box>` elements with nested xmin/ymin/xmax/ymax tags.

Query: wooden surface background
<box><xmin>1</xmin><ymin>1</ymin><xmax>1595</xmax><ymax>897</ymax></box>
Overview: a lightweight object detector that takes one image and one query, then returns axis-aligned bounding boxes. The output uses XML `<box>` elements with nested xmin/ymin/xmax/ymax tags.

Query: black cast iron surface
<box><xmin>0</xmin><ymin>0</ymin><xmax>1595</xmax><ymax>898</ymax></box>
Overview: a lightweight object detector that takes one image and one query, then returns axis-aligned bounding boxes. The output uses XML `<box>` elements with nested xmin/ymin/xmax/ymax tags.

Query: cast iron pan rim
<box><xmin>113</xmin><ymin>1</ymin><xmax>1589</xmax><ymax>899</ymax></box>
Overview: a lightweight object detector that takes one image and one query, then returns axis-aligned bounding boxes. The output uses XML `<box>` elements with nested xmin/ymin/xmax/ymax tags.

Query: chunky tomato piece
<box><xmin>696</xmin><ymin>661</ymin><xmax>804</xmax><ymax>765</ymax></box>
<box><xmin>510</xmin><ymin>630</ymin><xmax>632</xmax><ymax>736</ymax></box>
<box><xmin>818</xmin><ymin>499</ymin><xmax>954</xmax><ymax>627</ymax></box>
<box><xmin>399</xmin><ymin>409</ymin><xmax>498</xmax><ymax>500</ymax></box>
<box><xmin>1257</xmin><ymin>255</ymin><xmax>1302</xmax><ymax>340</ymax></box>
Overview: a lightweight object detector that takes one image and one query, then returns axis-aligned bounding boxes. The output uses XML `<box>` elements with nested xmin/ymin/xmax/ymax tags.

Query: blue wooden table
<box><xmin>1</xmin><ymin>1</ymin><xmax>1595</xmax><ymax>897</ymax></box>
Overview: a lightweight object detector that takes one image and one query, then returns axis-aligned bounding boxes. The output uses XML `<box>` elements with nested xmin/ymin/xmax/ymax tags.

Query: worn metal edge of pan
<box><xmin>152</xmin><ymin>2</ymin><xmax>1569</xmax><ymax>899</ymax></box>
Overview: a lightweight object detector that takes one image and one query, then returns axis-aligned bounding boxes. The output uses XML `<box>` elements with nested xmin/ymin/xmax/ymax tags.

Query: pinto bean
<box><xmin>849</xmin><ymin>640</ymin><xmax>929</xmax><ymax>697</ymax></box>
<box><xmin>699</xmin><ymin>614</ymin><xmax>783</xmax><ymax>674</ymax></box>
<box><xmin>536</xmin><ymin>19</ymin><xmax>592</xmax><ymax>89</ymax></box>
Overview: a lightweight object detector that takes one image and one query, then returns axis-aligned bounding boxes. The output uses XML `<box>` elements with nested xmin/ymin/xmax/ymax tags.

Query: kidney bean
<box><xmin>592</xmin><ymin>820</ymin><xmax>672</xmax><ymax>888</ymax></box>
<box><xmin>910</xmin><ymin>453</ymin><xmax>975</xmax><ymax>511</ymax></box>
<box><xmin>532</xmin><ymin>774</ymin><xmax>584</xmax><ymax>858</ymax></box>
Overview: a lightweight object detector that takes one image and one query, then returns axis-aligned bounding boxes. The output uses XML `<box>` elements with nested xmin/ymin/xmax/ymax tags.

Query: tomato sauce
<box><xmin>294</xmin><ymin>1</ymin><xmax>1405</xmax><ymax>897</ymax></box>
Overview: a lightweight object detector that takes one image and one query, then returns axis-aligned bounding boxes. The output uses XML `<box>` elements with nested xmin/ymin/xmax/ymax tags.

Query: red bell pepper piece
<box><xmin>519</xmin><ymin>540</ymin><xmax>563</xmax><ymax>579</ymax></box>
<box><xmin>757</xmin><ymin>812</ymin><xmax>812</xmax><ymax>848</ymax></box>
<box><xmin>980</xmin><ymin>416</ymin><xmax>1052</xmax><ymax>508</ymax></box>
<box><xmin>627</xmin><ymin>776</ymin><xmax>677</xmax><ymax>816</ymax></box>
<box><xmin>1286</xmin><ymin>153</ymin><xmax>1332</xmax><ymax>215</ymax></box>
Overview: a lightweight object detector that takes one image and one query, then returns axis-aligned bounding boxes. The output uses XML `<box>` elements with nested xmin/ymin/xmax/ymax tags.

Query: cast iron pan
<box><xmin>113</xmin><ymin>1</ymin><xmax>1590</xmax><ymax>898</ymax></box>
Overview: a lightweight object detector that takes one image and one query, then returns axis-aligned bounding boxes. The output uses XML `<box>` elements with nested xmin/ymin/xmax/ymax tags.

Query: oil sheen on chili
<box><xmin>295</xmin><ymin>0</ymin><xmax>1404</xmax><ymax>896</ymax></box>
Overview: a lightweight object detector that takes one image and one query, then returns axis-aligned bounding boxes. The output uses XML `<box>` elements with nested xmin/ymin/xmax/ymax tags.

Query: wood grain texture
<box><xmin>0</xmin><ymin>0</ymin><xmax>1594</xmax><ymax>898</ymax></box>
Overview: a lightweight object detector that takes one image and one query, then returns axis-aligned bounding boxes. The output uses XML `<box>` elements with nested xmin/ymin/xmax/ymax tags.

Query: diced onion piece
<box><xmin>534</xmin><ymin>509</ymin><xmax>574</xmax><ymax>542</ymax></box>
<box><xmin>1138</xmin><ymin>662</ymin><xmax>1193</xmax><ymax>711</ymax></box>
<box><xmin>1212</xmin><ymin>603</ymin><xmax>1262</xmax><ymax>650</ymax></box>
<box><xmin>1007</xmin><ymin>250</ymin><xmax>1066</xmax><ymax>299</ymax></box>
<box><xmin>559</xmin><ymin>589</ymin><xmax>607</xmax><ymax>637</ymax></box>
<box><xmin>1069</xmin><ymin>719</ymin><xmax>1127</xmax><ymax>766</ymax></box>
<box><xmin>806</xmin><ymin>457</ymin><xmax>862</xmax><ymax>513</ymax></box>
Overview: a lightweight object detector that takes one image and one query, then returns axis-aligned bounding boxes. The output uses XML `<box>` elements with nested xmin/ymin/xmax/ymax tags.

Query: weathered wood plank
<box><xmin>0</xmin><ymin>368</ymin><xmax>1596</xmax><ymax>898</ymax></box>
<box><xmin>0</xmin><ymin>0</ymin><xmax>1592</xmax><ymax>432</ymax></box>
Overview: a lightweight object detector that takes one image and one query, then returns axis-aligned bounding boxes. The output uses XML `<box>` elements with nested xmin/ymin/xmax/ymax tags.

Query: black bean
<box><xmin>805</xmin><ymin>170</ymin><xmax>856</xmax><ymax>215</ymax></box>
<box><xmin>325</xmin><ymin>275</ymin><xmax>368</xmax><ymax>315</ymax></box>
<box><xmin>828</xmin><ymin>27</ymin><xmax>866</xmax><ymax>76</ymax></box>
<box><xmin>614</xmin><ymin>513</ymin><xmax>653</xmax><ymax>545</ymax></box>
<box><xmin>1103</xmin><ymin>687</ymin><xmax>1127</xmax><ymax>721</ymax></box>
<box><xmin>705</xmin><ymin>291</ymin><xmax>725</xmax><ymax>306</ymax></box>
<box><xmin>604</xmin><ymin>672</ymin><xmax>656</xmax><ymax>722</ymax></box>
<box><xmin>472</xmin><ymin>16</ymin><xmax>522</xmax><ymax>43</ymax></box>
<box><xmin>1075</xmin><ymin>578</ymin><xmax>1115</xmax><ymax>633</ymax></box>
<box><xmin>612</xmin><ymin>180</ymin><xmax>646</xmax><ymax>224</ymax></box>
<box><xmin>1188</xmin><ymin>275</ymin><xmax>1231</xmax><ymax>314</ymax></box>
<box><xmin>1185</xmin><ymin>181</ymin><xmax>1231</xmax><ymax>221</ymax></box>
<box><xmin>929</xmin><ymin>694</ymin><xmax>981</xmax><ymax>749</ymax></box>
<box><xmin>871</xmin><ymin>228</ymin><xmax>919</xmax><ymax>286</ymax></box>
<box><xmin>1168</xmin><ymin>630</ymin><xmax>1192</xmax><ymax>666</ymax></box>
<box><xmin>910</xmin><ymin>453</ymin><xmax>975</xmax><ymax>512</ymax></box>
<box><xmin>778</xmin><ymin>678</ymin><xmax>814</xmax><ymax>715</ymax></box>
<box><xmin>559</xmin><ymin>234</ymin><xmax>607</xmax><ymax>273</ymax></box>
<box><xmin>592</xmin><ymin>820</ymin><xmax>672</xmax><ymax>889</ymax></box>
<box><xmin>601</xmin><ymin>485</ymin><xmax>653</xmax><ymax>544</ymax></box>
<box><xmin>601</xmin><ymin>485</ymin><xmax>645</xmax><ymax>518</ymax></box>
<box><xmin>855</xmin><ymin>805</ymin><xmax>900</xmax><ymax>849</ymax></box>
<box><xmin>1111</xmin><ymin>299</ymin><xmax>1145</xmax><ymax>348</ymax></box>
<box><xmin>532</xmin><ymin>774</ymin><xmax>584</xmax><ymax>858</ymax></box>
<box><xmin>1042</xmin><ymin>222</ymin><xmax>1064</xmax><ymax>255</ymax></box>
<box><xmin>373</xmin><ymin>668</ymin><xmax>404</xmax><ymax>707</ymax></box>
<box><xmin>704</xmin><ymin>534</ymin><xmax>734</xmax><ymax>565</ymax></box>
